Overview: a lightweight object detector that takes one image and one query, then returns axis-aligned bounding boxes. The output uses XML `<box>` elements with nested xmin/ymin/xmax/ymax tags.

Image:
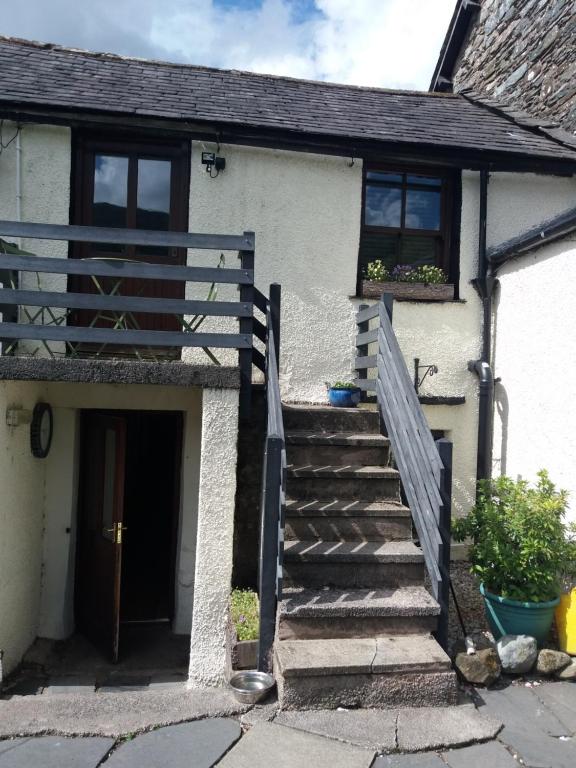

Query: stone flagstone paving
<box><xmin>0</xmin><ymin>681</ymin><xmax>575</xmax><ymax>766</ymax></box>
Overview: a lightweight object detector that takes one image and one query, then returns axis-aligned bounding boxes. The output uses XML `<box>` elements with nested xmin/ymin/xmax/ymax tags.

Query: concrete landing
<box><xmin>0</xmin><ymin>688</ymin><xmax>248</xmax><ymax>738</ymax></box>
<box><xmin>217</xmin><ymin>721</ymin><xmax>375</xmax><ymax>768</ymax></box>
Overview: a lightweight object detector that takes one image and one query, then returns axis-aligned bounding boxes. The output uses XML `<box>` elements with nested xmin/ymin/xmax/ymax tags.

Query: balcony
<box><xmin>0</xmin><ymin>220</ymin><xmax>267</xmax><ymax>397</ymax></box>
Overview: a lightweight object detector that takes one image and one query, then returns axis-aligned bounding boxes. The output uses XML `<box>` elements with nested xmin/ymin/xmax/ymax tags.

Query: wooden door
<box><xmin>76</xmin><ymin>413</ymin><xmax>127</xmax><ymax>662</ymax></box>
<box><xmin>70</xmin><ymin>136</ymin><xmax>190</xmax><ymax>353</ymax></box>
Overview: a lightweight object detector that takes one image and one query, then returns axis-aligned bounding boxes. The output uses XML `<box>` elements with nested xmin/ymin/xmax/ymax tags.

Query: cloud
<box><xmin>1</xmin><ymin>0</ymin><xmax>456</xmax><ymax>90</ymax></box>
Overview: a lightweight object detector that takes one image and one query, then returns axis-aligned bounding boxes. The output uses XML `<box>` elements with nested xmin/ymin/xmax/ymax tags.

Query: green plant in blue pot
<box><xmin>453</xmin><ymin>471</ymin><xmax>576</xmax><ymax>645</ymax></box>
<box><xmin>327</xmin><ymin>381</ymin><xmax>362</xmax><ymax>408</ymax></box>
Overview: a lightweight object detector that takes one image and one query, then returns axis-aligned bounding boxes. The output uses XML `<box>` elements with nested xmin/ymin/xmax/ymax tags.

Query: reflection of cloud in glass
<box><xmin>405</xmin><ymin>189</ymin><xmax>440</xmax><ymax>230</ymax></box>
<box><xmin>365</xmin><ymin>187</ymin><xmax>401</xmax><ymax>227</ymax></box>
<box><xmin>138</xmin><ymin>159</ymin><xmax>171</xmax><ymax>213</ymax></box>
<box><xmin>94</xmin><ymin>155</ymin><xmax>128</xmax><ymax>207</ymax></box>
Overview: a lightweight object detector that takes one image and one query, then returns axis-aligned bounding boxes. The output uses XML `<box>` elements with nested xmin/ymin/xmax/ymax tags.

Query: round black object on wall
<box><xmin>31</xmin><ymin>402</ymin><xmax>53</xmax><ymax>458</ymax></box>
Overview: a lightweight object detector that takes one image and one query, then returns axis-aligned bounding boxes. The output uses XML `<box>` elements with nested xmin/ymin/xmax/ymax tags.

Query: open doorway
<box><xmin>75</xmin><ymin>410</ymin><xmax>183</xmax><ymax>663</ymax></box>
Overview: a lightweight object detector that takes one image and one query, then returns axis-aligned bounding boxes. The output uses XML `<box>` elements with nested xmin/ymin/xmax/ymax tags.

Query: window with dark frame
<box><xmin>70</xmin><ymin>133</ymin><xmax>191</xmax><ymax>341</ymax></box>
<box><xmin>358</xmin><ymin>166</ymin><xmax>455</xmax><ymax>291</ymax></box>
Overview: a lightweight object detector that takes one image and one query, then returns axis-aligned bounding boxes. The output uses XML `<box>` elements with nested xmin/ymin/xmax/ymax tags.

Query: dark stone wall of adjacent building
<box><xmin>453</xmin><ymin>0</ymin><xmax>576</xmax><ymax>134</ymax></box>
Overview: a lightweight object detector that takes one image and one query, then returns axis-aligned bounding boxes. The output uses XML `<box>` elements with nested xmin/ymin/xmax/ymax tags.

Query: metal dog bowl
<box><xmin>228</xmin><ymin>670</ymin><xmax>275</xmax><ymax>705</ymax></box>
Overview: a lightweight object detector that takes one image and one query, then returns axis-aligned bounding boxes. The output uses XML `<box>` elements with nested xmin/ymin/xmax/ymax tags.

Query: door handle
<box><xmin>104</xmin><ymin>522</ymin><xmax>128</xmax><ymax>544</ymax></box>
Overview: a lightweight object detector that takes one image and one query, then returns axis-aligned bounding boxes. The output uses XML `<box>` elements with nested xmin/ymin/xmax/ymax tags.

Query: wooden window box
<box><xmin>361</xmin><ymin>279</ymin><xmax>455</xmax><ymax>302</ymax></box>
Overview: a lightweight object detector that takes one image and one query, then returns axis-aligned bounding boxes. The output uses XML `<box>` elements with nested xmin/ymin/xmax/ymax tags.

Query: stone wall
<box><xmin>453</xmin><ymin>0</ymin><xmax>576</xmax><ymax>134</ymax></box>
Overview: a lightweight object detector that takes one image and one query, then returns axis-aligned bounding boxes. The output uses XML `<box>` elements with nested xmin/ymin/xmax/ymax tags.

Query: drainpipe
<box><xmin>469</xmin><ymin>169</ymin><xmax>496</xmax><ymax>487</ymax></box>
<box><xmin>15</xmin><ymin>127</ymin><xmax>23</xmax><ymax>246</ymax></box>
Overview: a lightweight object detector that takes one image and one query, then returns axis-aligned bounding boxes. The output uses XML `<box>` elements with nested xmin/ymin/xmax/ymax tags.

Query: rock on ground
<box><xmin>556</xmin><ymin>659</ymin><xmax>576</xmax><ymax>680</ymax></box>
<box><xmin>496</xmin><ymin>634</ymin><xmax>537</xmax><ymax>674</ymax></box>
<box><xmin>536</xmin><ymin>649</ymin><xmax>571</xmax><ymax>676</ymax></box>
<box><xmin>454</xmin><ymin>648</ymin><xmax>501</xmax><ymax>686</ymax></box>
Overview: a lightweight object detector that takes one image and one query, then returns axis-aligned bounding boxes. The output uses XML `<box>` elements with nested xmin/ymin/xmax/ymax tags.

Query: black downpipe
<box><xmin>469</xmin><ymin>169</ymin><xmax>496</xmax><ymax>488</ymax></box>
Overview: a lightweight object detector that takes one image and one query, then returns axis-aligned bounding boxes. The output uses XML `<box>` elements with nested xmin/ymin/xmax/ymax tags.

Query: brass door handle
<box><xmin>104</xmin><ymin>522</ymin><xmax>128</xmax><ymax>544</ymax></box>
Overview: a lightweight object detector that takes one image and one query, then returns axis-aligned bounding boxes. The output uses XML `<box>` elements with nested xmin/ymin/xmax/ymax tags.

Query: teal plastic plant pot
<box><xmin>328</xmin><ymin>387</ymin><xmax>361</xmax><ymax>408</ymax></box>
<box><xmin>480</xmin><ymin>583</ymin><xmax>560</xmax><ymax>645</ymax></box>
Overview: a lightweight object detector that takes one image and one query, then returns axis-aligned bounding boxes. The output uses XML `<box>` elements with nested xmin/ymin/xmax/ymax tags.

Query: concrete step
<box><xmin>284</xmin><ymin>499</ymin><xmax>412</xmax><ymax>542</ymax></box>
<box><xmin>286</xmin><ymin>431</ymin><xmax>390</xmax><ymax>467</ymax></box>
<box><xmin>283</xmin><ymin>405</ymin><xmax>379</xmax><ymax>434</ymax></box>
<box><xmin>282</xmin><ymin>540</ymin><xmax>424</xmax><ymax>589</ymax></box>
<box><xmin>275</xmin><ymin>634</ymin><xmax>458</xmax><ymax>710</ymax></box>
<box><xmin>287</xmin><ymin>465</ymin><xmax>400</xmax><ymax>501</ymax></box>
<box><xmin>277</xmin><ymin>586</ymin><xmax>440</xmax><ymax>640</ymax></box>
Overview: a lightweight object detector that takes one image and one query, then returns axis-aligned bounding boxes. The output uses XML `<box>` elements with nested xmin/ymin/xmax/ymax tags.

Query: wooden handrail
<box><xmin>355</xmin><ymin>293</ymin><xmax>452</xmax><ymax>651</ymax></box>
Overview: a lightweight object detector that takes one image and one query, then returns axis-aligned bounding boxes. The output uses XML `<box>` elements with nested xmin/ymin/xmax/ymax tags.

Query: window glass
<box><xmin>93</xmin><ymin>155</ymin><xmax>129</xmax><ymax>228</ymax></box>
<box><xmin>405</xmin><ymin>188</ymin><xmax>441</xmax><ymax>231</ymax></box>
<box><xmin>136</xmin><ymin>159</ymin><xmax>171</xmax><ymax>231</ymax></box>
<box><xmin>365</xmin><ymin>186</ymin><xmax>402</xmax><ymax>227</ymax></box>
<box><xmin>93</xmin><ymin>155</ymin><xmax>128</xmax><ymax>252</ymax></box>
<box><xmin>406</xmin><ymin>175</ymin><xmax>442</xmax><ymax>187</ymax></box>
<box><xmin>400</xmin><ymin>235</ymin><xmax>437</xmax><ymax>264</ymax></box>
<box><xmin>359</xmin><ymin>232</ymin><xmax>398</xmax><ymax>272</ymax></box>
<box><xmin>366</xmin><ymin>171</ymin><xmax>403</xmax><ymax>183</ymax></box>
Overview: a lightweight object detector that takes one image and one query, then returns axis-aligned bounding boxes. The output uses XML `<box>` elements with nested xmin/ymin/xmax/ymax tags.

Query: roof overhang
<box><xmin>2</xmin><ymin>101</ymin><xmax>575</xmax><ymax>178</ymax></box>
<box><xmin>430</xmin><ymin>0</ymin><xmax>481</xmax><ymax>93</ymax></box>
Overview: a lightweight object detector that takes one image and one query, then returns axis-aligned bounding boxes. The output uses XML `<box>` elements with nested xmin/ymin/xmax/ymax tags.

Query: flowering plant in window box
<box><xmin>362</xmin><ymin>261</ymin><xmax>454</xmax><ymax>301</ymax></box>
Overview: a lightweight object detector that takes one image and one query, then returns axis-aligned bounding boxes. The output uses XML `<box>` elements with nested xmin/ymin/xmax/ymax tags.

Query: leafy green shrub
<box><xmin>230</xmin><ymin>589</ymin><xmax>259</xmax><ymax>641</ymax></box>
<box><xmin>365</xmin><ymin>260</ymin><xmax>389</xmax><ymax>282</ymax></box>
<box><xmin>453</xmin><ymin>471</ymin><xmax>576</xmax><ymax>602</ymax></box>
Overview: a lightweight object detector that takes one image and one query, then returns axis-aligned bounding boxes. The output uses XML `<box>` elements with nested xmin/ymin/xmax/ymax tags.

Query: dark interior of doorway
<box><xmin>76</xmin><ymin>409</ymin><xmax>183</xmax><ymax>662</ymax></box>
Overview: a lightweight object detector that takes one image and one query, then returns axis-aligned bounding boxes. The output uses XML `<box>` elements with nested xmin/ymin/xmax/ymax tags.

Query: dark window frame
<box><xmin>71</xmin><ymin>133</ymin><xmax>191</xmax><ymax>261</ymax></box>
<box><xmin>357</xmin><ymin>163</ymin><xmax>460</xmax><ymax>297</ymax></box>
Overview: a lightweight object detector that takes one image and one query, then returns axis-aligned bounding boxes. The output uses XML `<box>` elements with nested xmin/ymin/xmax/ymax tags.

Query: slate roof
<box><xmin>1</xmin><ymin>36</ymin><xmax>576</xmax><ymax>164</ymax></box>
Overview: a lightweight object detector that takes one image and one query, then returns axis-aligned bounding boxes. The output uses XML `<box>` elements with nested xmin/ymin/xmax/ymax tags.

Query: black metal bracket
<box><xmin>414</xmin><ymin>357</ymin><xmax>438</xmax><ymax>393</ymax></box>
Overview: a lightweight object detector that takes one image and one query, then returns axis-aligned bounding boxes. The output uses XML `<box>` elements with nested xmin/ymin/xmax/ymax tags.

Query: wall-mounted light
<box><xmin>6</xmin><ymin>406</ymin><xmax>32</xmax><ymax>427</ymax></box>
<box><xmin>201</xmin><ymin>152</ymin><xmax>226</xmax><ymax>178</ymax></box>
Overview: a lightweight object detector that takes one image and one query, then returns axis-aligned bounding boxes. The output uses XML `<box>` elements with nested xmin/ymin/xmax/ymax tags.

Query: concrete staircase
<box><xmin>274</xmin><ymin>404</ymin><xmax>458</xmax><ymax>710</ymax></box>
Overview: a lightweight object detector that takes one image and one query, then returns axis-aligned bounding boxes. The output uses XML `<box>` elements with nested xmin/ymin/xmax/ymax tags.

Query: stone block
<box><xmin>496</xmin><ymin>634</ymin><xmax>537</xmax><ymax>674</ymax></box>
<box><xmin>536</xmin><ymin>648</ymin><xmax>571</xmax><ymax>675</ymax></box>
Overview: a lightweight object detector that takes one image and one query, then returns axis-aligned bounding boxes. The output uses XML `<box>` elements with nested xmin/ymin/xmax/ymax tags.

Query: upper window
<box><xmin>358</xmin><ymin>166</ymin><xmax>456</xmax><ymax>290</ymax></box>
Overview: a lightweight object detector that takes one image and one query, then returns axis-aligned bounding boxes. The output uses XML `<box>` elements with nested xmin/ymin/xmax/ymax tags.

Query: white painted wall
<box><xmin>0</xmin><ymin>381</ymin><xmax>47</xmax><ymax>675</ymax></box>
<box><xmin>0</xmin><ymin>120</ymin><xmax>71</xmax><ymax>674</ymax></box>
<box><xmin>38</xmin><ymin>408</ymin><xmax>79</xmax><ymax>639</ymax></box>
<box><xmin>493</xmin><ymin>234</ymin><xmax>576</xmax><ymax>522</ymax></box>
<box><xmin>188</xmin><ymin>387</ymin><xmax>239</xmax><ymax>687</ymax></box>
<box><xmin>0</xmin><ymin>121</ymin><xmax>72</xmax><ymax>357</ymax></box>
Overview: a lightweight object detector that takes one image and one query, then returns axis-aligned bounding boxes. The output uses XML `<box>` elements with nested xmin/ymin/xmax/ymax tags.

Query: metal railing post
<box><xmin>269</xmin><ymin>283</ymin><xmax>281</xmax><ymax>375</ymax></box>
<box><xmin>435</xmin><ymin>437</ymin><xmax>453</xmax><ymax>652</ymax></box>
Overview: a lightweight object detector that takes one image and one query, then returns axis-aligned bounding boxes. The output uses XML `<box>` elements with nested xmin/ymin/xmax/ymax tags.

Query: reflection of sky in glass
<box><xmin>405</xmin><ymin>189</ymin><xmax>441</xmax><ymax>230</ymax></box>
<box><xmin>94</xmin><ymin>155</ymin><xmax>128</xmax><ymax>207</ymax></box>
<box><xmin>138</xmin><ymin>159</ymin><xmax>171</xmax><ymax>213</ymax></box>
<box><xmin>365</xmin><ymin>186</ymin><xmax>401</xmax><ymax>227</ymax></box>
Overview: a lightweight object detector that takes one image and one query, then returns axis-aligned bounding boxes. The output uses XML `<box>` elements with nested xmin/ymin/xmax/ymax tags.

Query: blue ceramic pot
<box><xmin>480</xmin><ymin>583</ymin><xmax>559</xmax><ymax>645</ymax></box>
<box><xmin>328</xmin><ymin>387</ymin><xmax>361</xmax><ymax>408</ymax></box>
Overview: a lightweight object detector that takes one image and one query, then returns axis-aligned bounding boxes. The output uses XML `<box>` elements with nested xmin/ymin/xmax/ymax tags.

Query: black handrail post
<box><xmin>356</xmin><ymin>303</ymin><xmax>369</xmax><ymax>402</ymax></box>
<box><xmin>269</xmin><ymin>283</ymin><xmax>281</xmax><ymax>374</ymax></box>
<box><xmin>381</xmin><ymin>291</ymin><xmax>393</xmax><ymax>322</ymax></box>
<box><xmin>435</xmin><ymin>437</ymin><xmax>453</xmax><ymax>652</ymax></box>
<box><xmin>238</xmin><ymin>232</ymin><xmax>255</xmax><ymax>420</ymax></box>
